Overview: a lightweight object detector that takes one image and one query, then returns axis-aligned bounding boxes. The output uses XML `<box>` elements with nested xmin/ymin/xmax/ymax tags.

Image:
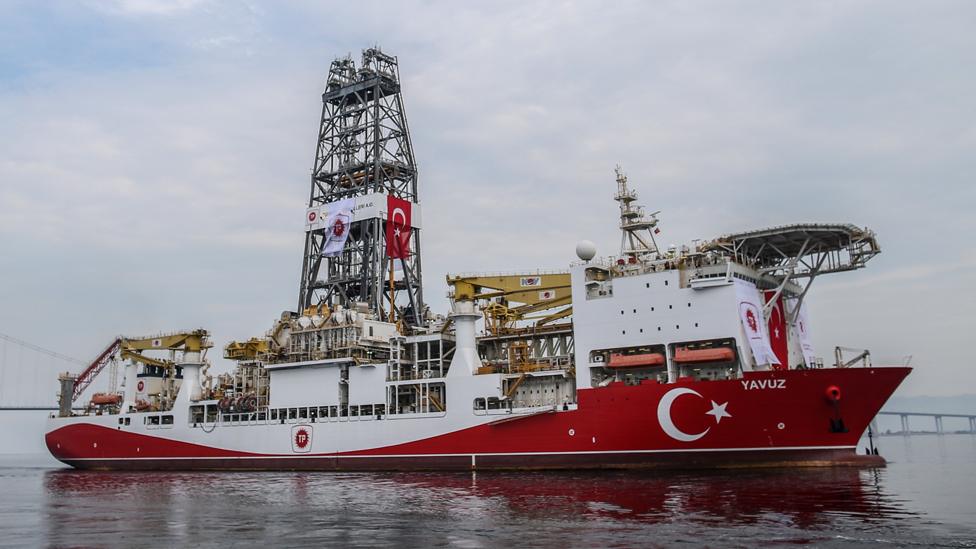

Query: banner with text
<box><xmin>735</xmin><ymin>280</ymin><xmax>781</xmax><ymax>367</ymax></box>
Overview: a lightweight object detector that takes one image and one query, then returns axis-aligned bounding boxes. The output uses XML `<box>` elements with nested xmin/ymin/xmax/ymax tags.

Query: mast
<box><xmin>614</xmin><ymin>166</ymin><xmax>660</xmax><ymax>260</ymax></box>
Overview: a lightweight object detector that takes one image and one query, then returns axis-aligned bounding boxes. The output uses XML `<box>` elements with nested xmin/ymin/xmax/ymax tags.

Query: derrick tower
<box><xmin>614</xmin><ymin>166</ymin><xmax>661</xmax><ymax>260</ymax></box>
<box><xmin>298</xmin><ymin>48</ymin><xmax>425</xmax><ymax>325</ymax></box>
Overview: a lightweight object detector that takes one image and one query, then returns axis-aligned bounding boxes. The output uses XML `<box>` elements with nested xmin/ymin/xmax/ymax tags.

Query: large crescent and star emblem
<box><xmin>391</xmin><ymin>207</ymin><xmax>406</xmax><ymax>237</ymax></box>
<box><xmin>656</xmin><ymin>388</ymin><xmax>731</xmax><ymax>442</ymax></box>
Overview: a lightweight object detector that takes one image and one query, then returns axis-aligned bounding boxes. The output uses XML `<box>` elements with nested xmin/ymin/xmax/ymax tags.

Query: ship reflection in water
<box><xmin>41</xmin><ymin>467</ymin><xmax>930</xmax><ymax>547</ymax></box>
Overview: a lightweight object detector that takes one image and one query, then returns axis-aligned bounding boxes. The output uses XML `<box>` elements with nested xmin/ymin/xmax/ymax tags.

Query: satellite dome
<box><xmin>576</xmin><ymin>240</ymin><xmax>597</xmax><ymax>261</ymax></box>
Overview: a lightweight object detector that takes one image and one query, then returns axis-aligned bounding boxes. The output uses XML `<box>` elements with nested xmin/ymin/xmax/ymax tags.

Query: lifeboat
<box><xmin>89</xmin><ymin>393</ymin><xmax>121</xmax><ymax>406</ymax></box>
<box><xmin>673</xmin><ymin>347</ymin><xmax>735</xmax><ymax>364</ymax></box>
<box><xmin>608</xmin><ymin>353</ymin><xmax>666</xmax><ymax>368</ymax></box>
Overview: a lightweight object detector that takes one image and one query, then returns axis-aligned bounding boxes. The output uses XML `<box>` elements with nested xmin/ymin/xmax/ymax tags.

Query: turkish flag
<box><xmin>764</xmin><ymin>291</ymin><xmax>788</xmax><ymax>369</ymax></box>
<box><xmin>385</xmin><ymin>195</ymin><xmax>412</xmax><ymax>259</ymax></box>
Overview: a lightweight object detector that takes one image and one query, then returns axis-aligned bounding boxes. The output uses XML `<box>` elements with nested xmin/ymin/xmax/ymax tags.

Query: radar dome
<box><xmin>575</xmin><ymin>240</ymin><xmax>597</xmax><ymax>261</ymax></box>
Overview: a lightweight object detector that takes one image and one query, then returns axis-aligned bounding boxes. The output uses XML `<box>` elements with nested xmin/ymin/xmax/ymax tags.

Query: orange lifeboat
<box><xmin>90</xmin><ymin>393</ymin><xmax>121</xmax><ymax>406</ymax></box>
<box><xmin>608</xmin><ymin>353</ymin><xmax>666</xmax><ymax>368</ymax></box>
<box><xmin>673</xmin><ymin>347</ymin><xmax>735</xmax><ymax>364</ymax></box>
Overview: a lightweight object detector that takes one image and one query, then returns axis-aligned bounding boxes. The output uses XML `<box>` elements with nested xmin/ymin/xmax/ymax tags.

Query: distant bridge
<box><xmin>875</xmin><ymin>411</ymin><xmax>976</xmax><ymax>435</ymax></box>
<box><xmin>0</xmin><ymin>332</ymin><xmax>100</xmax><ymax>410</ymax></box>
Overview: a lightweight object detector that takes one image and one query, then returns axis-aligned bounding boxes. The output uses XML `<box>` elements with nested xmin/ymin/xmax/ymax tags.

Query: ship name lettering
<box><xmin>740</xmin><ymin>379</ymin><xmax>786</xmax><ymax>390</ymax></box>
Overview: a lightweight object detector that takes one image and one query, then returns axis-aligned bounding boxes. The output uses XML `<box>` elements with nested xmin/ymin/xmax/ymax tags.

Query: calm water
<box><xmin>2</xmin><ymin>436</ymin><xmax>975</xmax><ymax>548</ymax></box>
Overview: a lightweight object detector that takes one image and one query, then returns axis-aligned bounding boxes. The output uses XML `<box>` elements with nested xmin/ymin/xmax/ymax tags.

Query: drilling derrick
<box><xmin>298</xmin><ymin>48</ymin><xmax>425</xmax><ymax>326</ymax></box>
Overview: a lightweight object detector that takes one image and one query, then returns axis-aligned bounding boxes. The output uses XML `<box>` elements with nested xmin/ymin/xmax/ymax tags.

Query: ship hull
<box><xmin>46</xmin><ymin>366</ymin><xmax>909</xmax><ymax>471</ymax></box>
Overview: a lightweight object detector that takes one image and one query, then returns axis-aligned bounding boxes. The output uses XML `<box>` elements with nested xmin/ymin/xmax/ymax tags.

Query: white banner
<box><xmin>306</xmin><ymin>194</ymin><xmax>423</xmax><ymax>233</ymax></box>
<box><xmin>734</xmin><ymin>280</ymin><xmax>780</xmax><ymax>366</ymax></box>
<box><xmin>321</xmin><ymin>198</ymin><xmax>355</xmax><ymax>257</ymax></box>
<box><xmin>788</xmin><ymin>298</ymin><xmax>817</xmax><ymax>367</ymax></box>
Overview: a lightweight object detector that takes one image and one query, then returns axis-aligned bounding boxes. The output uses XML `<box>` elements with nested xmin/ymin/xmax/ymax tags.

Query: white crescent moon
<box><xmin>392</xmin><ymin>207</ymin><xmax>406</xmax><ymax>227</ymax></box>
<box><xmin>657</xmin><ymin>387</ymin><xmax>710</xmax><ymax>442</ymax></box>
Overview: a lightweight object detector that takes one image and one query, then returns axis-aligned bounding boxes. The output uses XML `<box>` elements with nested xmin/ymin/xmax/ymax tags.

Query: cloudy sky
<box><xmin>0</xmin><ymin>0</ymin><xmax>973</xmax><ymax>401</ymax></box>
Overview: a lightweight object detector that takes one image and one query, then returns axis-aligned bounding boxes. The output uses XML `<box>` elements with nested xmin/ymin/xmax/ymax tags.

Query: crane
<box><xmin>446</xmin><ymin>272</ymin><xmax>572</xmax><ymax>336</ymax></box>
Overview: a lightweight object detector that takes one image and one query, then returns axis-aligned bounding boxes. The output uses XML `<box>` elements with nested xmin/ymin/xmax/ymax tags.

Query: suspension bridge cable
<box><xmin>0</xmin><ymin>332</ymin><xmax>86</xmax><ymax>365</ymax></box>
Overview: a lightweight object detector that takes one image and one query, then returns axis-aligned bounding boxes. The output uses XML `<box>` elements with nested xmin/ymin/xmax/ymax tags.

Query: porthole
<box><xmin>657</xmin><ymin>327</ymin><xmax>661</xmax><ymax>331</ymax></box>
<box><xmin>695</xmin><ymin>322</ymin><xmax>699</xmax><ymax>328</ymax></box>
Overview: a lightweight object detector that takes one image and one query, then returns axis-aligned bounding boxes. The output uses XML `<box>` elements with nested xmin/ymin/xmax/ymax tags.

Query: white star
<box><xmin>774</xmin><ymin>327</ymin><xmax>780</xmax><ymax>339</ymax></box>
<box><xmin>706</xmin><ymin>400</ymin><xmax>731</xmax><ymax>424</ymax></box>
<box><xmin>393</xmin><ymin>228</ymin><xmax>401</xmax><ymax>237</ymax></box>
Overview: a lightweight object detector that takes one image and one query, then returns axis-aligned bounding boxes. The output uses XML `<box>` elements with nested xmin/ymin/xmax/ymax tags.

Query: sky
<box><xmin>0</xmin><ymin>0</ymin><xmax>974</xmax><ymax>404</ymax></box>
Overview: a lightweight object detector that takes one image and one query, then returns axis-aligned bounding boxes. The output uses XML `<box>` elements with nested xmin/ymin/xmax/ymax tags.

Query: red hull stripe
<box><xmin>64</xmin><ymin>445</ymin><xmax>856</xmax><ymax>461</ymax></box>
<box><xmin>58</xmin><ymin>448</ymin><xmax>884</xmax><ymax>471</ymax></box>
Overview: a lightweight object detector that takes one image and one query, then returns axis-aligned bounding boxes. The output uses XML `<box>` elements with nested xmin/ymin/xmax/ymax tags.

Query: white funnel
<box><xmin>447</xmin><ymin>300</ymin><xmax>482</xmax><ymax>377</ymax></box>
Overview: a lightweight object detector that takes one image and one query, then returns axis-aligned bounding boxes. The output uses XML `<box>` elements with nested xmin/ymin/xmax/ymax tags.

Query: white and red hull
<box><xmin>46</xmin><ymin>367</ymin><xmax>909</xmax><ymax>471</ymax></box>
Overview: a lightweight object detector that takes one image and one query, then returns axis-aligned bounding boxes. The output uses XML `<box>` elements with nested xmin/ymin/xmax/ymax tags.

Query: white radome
<box><xmin>576</xmin><ymin>240</ymin><xmax>597</xmax><ymax>261</ymax></box>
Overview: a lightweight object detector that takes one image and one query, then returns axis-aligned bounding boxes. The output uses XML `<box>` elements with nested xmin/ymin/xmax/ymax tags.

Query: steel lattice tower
<box><xmin>298</xmin><ymin>48</ymin><xmax>425</xmax><ymax>325</ymax></box>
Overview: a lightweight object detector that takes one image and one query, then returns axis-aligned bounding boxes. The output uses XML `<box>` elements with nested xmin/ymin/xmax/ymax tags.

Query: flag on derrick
<box><xmin>321</xmin><ymin>198</ymin><xmax>355</xmax><ymax>257</ymax></box>
<box><xmin>386</xmin><ymin>195</ymin><xmax>412</xmax><ymax>258</ymax></box>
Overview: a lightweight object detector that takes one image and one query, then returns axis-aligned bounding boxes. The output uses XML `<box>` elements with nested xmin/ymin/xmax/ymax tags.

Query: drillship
<box><xmin>46</xmin><ymin>48</ymin><xmax>909</xmax><ymax>471</ymax></box>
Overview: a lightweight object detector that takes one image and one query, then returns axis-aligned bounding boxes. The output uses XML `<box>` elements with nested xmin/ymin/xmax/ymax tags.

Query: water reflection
<box><xmin>41</xmin><ymin>466</ymin><xmax>919</xmax><ymax>546</ymax></box>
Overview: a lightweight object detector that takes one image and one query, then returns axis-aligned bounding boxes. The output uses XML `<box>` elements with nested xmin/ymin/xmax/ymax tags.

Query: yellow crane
<box><xmin>68</xmin><ymin>329</ymin><xmax>211</xmax><ymax>404</ymax></box>
<box><xmin>446</xmin><ymin>272</ymin><xmax>572</xmax><ymax>336</ymax></box>
<box><xmin>120</xmin><ymin>329</ymin><xmax>212</xmax><ymax>367</ymax></box>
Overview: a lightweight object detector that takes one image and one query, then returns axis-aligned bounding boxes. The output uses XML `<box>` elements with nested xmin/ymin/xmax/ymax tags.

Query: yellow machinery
<box><xmin>65</xmin><ymin>329</ymin><xmax>213</xmax><ymax>413</ymax></box>
<box><xmin>224</xmin><ymin>337</ymin><xmax>271</xmax><ymax>361</ymax></box>
<box><xmin>446</xmin><ymin>272</ymin><xmax>572</xmax><ymax>336</ymax></box>
<box><xmin>120</xmin><ymin>329</ymin><xmax>212</xmax><ymax>367</ymax></box>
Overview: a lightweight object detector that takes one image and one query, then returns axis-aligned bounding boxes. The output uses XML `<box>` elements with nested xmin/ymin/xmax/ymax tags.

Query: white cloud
<box><xmin>86</xmin><ymin>0</ymin><xmax>207</xmax><ymax>17</ymax></box>
<box><xmin>1</xmin><ymin>1</ymin><xmax>975</xmax><ymax>399</ymax></box>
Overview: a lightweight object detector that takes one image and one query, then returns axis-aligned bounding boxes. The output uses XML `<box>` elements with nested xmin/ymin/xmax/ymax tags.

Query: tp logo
<box><xmin>291</xmin><ymin>425</ymin><xmax>313</xmax><ymax>453</ymax></box>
